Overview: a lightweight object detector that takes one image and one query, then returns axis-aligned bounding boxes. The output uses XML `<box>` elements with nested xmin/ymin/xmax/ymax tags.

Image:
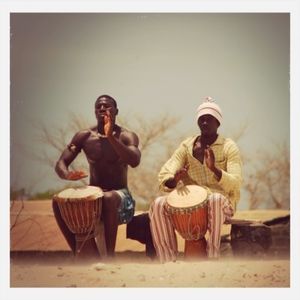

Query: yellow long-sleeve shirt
<box><xmin>158</xmin><ymin>135</ymin><xmax>243</xmax><ymax>210</ymax></box>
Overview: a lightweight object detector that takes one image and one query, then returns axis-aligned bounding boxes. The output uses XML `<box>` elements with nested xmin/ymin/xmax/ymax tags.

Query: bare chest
<box><xmin>83</xmin><ymin>135</ymin><xmax>120</xmax><ymax>164</ymax></box>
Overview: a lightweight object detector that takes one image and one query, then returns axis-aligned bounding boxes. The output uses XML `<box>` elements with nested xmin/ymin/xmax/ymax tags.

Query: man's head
<box><xmin>196</xmin><ymin>97</ymin><xmax>222</xmax><ymax>136</ymax></box>
<box><xmin>95</xmin><ymin>94</ymin><xmax>118</xmax><ymax>109</ymax></box>
<box><xmin>95</xmin><ymin>94</ymin><xmax>119</xmax><ymax>123</ymax></box>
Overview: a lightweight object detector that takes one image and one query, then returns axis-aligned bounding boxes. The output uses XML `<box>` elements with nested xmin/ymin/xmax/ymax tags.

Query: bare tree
<box><xmin>244</xmin><ymin>143</ymin><xmax>290</xmax><ymax>209</ymax></box>
<box><xmin>30</xmin><ymin>113</ymin><xmax>91</xmax><ymax>186</ymax></box>
<box><xmin>225</xmin><ymin>124</ymin><xmax>289</xmax><ymax>210</ymax></box>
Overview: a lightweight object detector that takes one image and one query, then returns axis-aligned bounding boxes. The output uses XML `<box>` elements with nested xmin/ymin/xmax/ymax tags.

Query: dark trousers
<box><xmin>126</xmin><ymin>213</ymin><xmax>156</xmax><ymax>258</ymax></box>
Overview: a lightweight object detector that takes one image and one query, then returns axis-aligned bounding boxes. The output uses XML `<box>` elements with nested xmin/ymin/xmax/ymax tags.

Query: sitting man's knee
<box><xmin>151</xmin><ymin>196</ymin><xmax>166</xmax><ymax>208</ymax></box>
<box><xmin>208</xmin><ymin>193</ymin><xmax>226</xmax><ymax>202</ymax></box>
<box><xmin>103</xmin><ymin>191</ymin><xmax>121</xmax><ymax>210</ymax></box>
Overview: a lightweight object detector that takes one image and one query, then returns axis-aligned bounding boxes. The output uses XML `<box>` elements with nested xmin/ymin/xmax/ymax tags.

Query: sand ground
<box><xmin>10</xmin><ymin>251</ymin><xmax>289</xmax><ymax>288</ymax></box>
<box><xmin>10</xmin><ymin>201</ymin><xmax>290</xmax><ymax>288</ymax></box>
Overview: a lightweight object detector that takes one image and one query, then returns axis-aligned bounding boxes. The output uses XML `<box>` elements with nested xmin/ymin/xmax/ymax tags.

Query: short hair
<box><xmin>95</xmin><ymin>94</ymin><xmax>117</xmax><ymax>108</ymax></box>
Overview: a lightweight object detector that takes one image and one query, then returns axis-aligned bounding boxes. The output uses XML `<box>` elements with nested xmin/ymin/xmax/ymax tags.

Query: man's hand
<box><xmin>204</xmin><ymin>147</ymin><xmax>222</xmax><ymax>181</ymax></box>
<box><xmin>174</xmin><ymin>164</ymin><xmax>190</xmax><ymax>183</ymax></box>
<box><xmin>204</xmin><ymin>146</ymin><xmax>215</xmax><ymax>170</ymax></box>
<box><xmin>66</xmin><ymin>170</ymin><xmax>88</xmax><ymax>180</ymax></box>
<box><xmin>165</xmin><ymin>164</ymin><xmax>189</xmax><ymax>189</ymax></box>
<box><xmin>103</xmin><ymin>111</ymin><xmax>113</xmax><ymax>137</ymax></box>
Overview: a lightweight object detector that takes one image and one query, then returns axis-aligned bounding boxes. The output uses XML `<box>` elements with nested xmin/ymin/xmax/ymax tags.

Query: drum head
<box><xmin>166</xmin><ymin>185</ymin><xmax>208</xmax><ymax>208</ymax></box>
<box><xmin>57</xmin><ymin>185</ymin><xmax>103</xmax><ymax>200</ymax></box>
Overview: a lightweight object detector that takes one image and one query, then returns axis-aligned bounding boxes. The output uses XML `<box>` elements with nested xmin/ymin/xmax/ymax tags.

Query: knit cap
<box><xmin>196</xmin><ymin>96</ymin><xmax>222</xmax><ymax>124</ymax></box>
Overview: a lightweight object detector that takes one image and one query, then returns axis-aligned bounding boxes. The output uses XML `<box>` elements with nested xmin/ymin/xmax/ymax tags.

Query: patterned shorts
<box><xmin>115</xmin><ymin>189</ymin><xmax>135</xmax><ymax>224</ymax></box>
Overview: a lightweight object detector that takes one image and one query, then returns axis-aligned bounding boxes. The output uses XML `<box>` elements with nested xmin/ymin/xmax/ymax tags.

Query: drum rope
<box><xmin>77</xmin><ymin>212</ymin><xmax>97</xmax><ymax>254</ymax></box>
<box><xmin>187</xmin><ymin>212</ymin><xmax>201</xmax><ymax>240</ymax></box>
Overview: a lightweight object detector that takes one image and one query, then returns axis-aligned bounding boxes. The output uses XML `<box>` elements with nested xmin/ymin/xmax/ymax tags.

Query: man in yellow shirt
<box><xmin>149</xmin><ymin>97</ymin><xmax>243</xmax><ymax>262</ymax></box>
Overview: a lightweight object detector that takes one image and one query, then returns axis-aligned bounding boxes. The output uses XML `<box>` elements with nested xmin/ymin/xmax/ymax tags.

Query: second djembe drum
<box><xmin>166</xmin><ymin>185</ymin><xmax>209</xmax><ymax>258</ymax></box>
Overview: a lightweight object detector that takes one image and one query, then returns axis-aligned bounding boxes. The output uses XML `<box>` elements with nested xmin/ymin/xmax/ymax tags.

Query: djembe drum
<box><xmin>166</xmin><ymin>185</ymin><xmax>209</xmax><ymax>258</ymax></box>
<box><xmin>53</xmin><ymin>186</ymin><xmax>104</xmax><ymax>256</ymax></box>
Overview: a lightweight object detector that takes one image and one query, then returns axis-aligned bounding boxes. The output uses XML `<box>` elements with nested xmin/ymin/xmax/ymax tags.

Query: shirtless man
<box><xmin>54</xmin><ymin>94</ymin><xmax>141</xmax><ymax>256</ymax></box>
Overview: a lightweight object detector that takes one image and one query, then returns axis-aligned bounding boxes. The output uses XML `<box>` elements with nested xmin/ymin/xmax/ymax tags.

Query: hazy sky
<box><xmin>10</xmin><ymin>13</ymin><xmax>290</xmax><ymax>202</ymax></box>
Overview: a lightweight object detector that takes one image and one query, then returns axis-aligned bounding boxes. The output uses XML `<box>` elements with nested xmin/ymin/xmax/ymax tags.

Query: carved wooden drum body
<box><xmin>166</xmin><ymin>185</ymin><xmax>209</xmax><ymax>241</ymax></box>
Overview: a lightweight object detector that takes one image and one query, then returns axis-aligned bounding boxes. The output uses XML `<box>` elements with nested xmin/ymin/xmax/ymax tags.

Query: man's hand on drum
<box><xmin>66</xmin><ymin>170</ymin><xmax>88</xmax><ymax>181</ymax></box>
<box><xmin>174</xmin><ymin>164</ymin><xmax>190</xmax><ymax>183</ymax></box>
<box><xmin>165</xmin><ymin>165</ymin><xmax>189</xmax><ymax>189</ymax></box>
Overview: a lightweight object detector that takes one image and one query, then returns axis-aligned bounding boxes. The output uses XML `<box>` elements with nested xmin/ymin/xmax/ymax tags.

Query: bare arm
<box><xmin>108</xmin><ymin>131</ymin><xmax>141</xmax><ymax>168</ymax></box>
<box><xmin>103</xmin><ymin>111</ymin><xmax>141</xmax><ymax>167</ymax></box>
<box><xmin>55</xmin><ymin>149</ymin><xmax>78</xmax><ymax>179</ymax></box>
<box><xmin>55</xmin><ymin>131</ymin><xmax>89</xmax><ymax>180</ymax></box>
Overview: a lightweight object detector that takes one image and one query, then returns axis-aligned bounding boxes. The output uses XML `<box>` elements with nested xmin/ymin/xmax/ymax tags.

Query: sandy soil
<box><xmin>10</xmin><ymin>252</ymin><xmax>289</xmax><ymax>288</ymax></box>
<box><xmin>9</xmin><ymin>201</ymin><xmax>290</xmax><ymax>288</ymax></box>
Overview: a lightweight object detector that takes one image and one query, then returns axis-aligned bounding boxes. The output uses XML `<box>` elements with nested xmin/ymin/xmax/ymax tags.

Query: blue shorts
<box><xmin>115</xmin><ymin>189</ymin><xmax>135</xmax><ymax>224</ymax></box>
